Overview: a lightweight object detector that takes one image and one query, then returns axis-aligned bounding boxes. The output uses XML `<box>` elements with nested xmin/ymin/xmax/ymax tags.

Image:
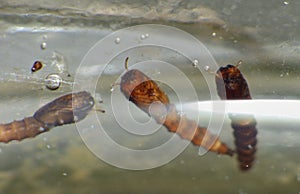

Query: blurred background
<box><xmin>0</xmin><ymin>0</ymin><xmax>299</xmax><ymax>193</ymax></box>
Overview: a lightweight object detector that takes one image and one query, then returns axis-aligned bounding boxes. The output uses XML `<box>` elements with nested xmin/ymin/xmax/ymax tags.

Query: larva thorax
<box><xmin>216</xmin><ymin>64</ymin><xmax>251</xmax><ymax>100</ymax></box>
<box><xmin>34</xmin><ymin>91</ymin><xmax>95</xmax><ymax>128</ymax></box>
<box><xmin>120</xmin><ymin>69</ymin><xmax>170</xmax><ymax>113</ymax></box>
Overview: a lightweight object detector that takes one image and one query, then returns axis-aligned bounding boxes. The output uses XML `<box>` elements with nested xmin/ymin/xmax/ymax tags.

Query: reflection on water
<box><xmin>0</xmin><ymin>0</ymin><xmax>300</xmax><ymax>193</ymax></box>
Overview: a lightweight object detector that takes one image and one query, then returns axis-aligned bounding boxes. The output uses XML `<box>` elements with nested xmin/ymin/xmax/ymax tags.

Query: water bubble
<box><xmin>204</xmin><ymin>65</ymin><xmax>210</xmax><ymax>71</ymax></box>
<box><xmin>212</xmin><ymin>32</ymin><xmax>216</xmax><ymax>37</ymax></box>
<box><xmin>115</xmin><ymin>37</ymin><xmax>121</xmax><ymax>44</ymax></box>
<box><xmin>39</xmin><ymin>127</ymin><xmax>46</xmax><ymax>132</ymax></box>
<box><xmin>45</xmin><ymin>73</ymin><xmax>62</xmax><ymax>90</ymax></box>
<box><xmin>42</xmin><ymin>35</ymin><xmax>47</xmax><ymax>40</ymax></box>
<box><xmin>193</xmin><ymin>59</ymin><xmax>199</xmax><ymax>67</ymax></box>
<box><xmin>140</xmin><ymin>34</ymin><xmax>146</xmax><ymax>40</ymax></box>
<box><xmin>140</xmin><ymin>34</ymin><xmax>149</xmax><ymax>40</ymax></box>
<box><xmin>40</xmin><ymin>42</ymin><xmax>47</xmax><ymax>50</ymax></box>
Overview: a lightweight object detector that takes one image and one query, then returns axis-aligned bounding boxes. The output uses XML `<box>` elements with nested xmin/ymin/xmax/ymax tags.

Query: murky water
<box><xmin>0</xmin><ymin>0</ymin><xmax>299</xmax><ymax>193</ymax></box>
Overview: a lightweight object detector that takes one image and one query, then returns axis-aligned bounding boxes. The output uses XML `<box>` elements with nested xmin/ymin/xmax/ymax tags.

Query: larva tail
<box><xmin>162</xmin><ymin>104</ymin><xmax>234</xmax><ymax>156</ymax></box>
<box><xmin>0</xmin><ymin>117</ymin><xmax>48</xmax><ymax>143</ymax></box>
<box><xmin>230</xmin><ymin>116</ymin><xmax>257</xmax><ymax>171</ymax></box>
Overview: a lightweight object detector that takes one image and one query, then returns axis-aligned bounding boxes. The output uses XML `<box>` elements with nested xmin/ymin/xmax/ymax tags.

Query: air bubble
<box><xmin>62</xmin><ymin>172</ymin><xmax>68</xmax><ymax>176</ymax></box>
<box><xmin>41</xmin><ymin>42</ymin><xmax>47</xmax><ymax>50</ymax></box>
<box><xmin>140</xmin><ymin>34</ymin><xmax>146</xmax><ymax>40</ymax></box>
<box><xmin>212</xmin><ymin>32</ymin><xmax>216</xmax><ymax>37</ymax></box>
<box><xmin>115</xmin><ymin>37</ymin><xmax>121</xmax><ymax>44</ymax></box>
<box><xmin>140</xmin><ymin>34</ymin><xmax>149</xmax><ymax>40</ymax></box>
<box><xmin>283</xmin><ymin>1</ymin><xmax>289</xmax><ymax>5</ymax></box>
<box><xmin>45</xmin><ymin>74</ymin><xmax>62</xmax><ymax>90</ymax></box>
<box><xmin>193</xmin><ymin>59</ymin><xmax>199</xmax><ymax>67</ymax></box>
<box><xmin>39</xmin><ymin>127</ymin><xmax>46</xmax><ymax>132</ymax></box>
<box><xmin>204</xmin><ymin>65</ymin><xmax>210</xmax><ymax>71</ymax></box>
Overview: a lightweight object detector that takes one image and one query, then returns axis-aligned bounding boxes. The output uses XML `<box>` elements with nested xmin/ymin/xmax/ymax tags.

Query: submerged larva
<box><xmin>216</xmin><ymin>63</ymin><xmax>258</xmax><ymax>171</ymax></box>
<box><xmin>120</xmin><ymin>58</ymin><xmax>233</xmax><ymax>156</ymax></box>
<box><xmin>0</xmin><ymin>91</ymin><xmax>94</xmax><ymax>143</ymax></box>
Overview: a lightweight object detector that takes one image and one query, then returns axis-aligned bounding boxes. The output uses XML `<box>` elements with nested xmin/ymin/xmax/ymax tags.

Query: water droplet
<box><xmin>40</xmin><ymin>42</ymin><xmax>47</xmax><ymax>50</ymax></box>
<box><xmin>140</xmin><ymin>34</ymin><xmax>146</xmax><ymax>40</ymax></box>
<box><xmin>39</xmin><ymin>127</ymin><xmax>46</xmax><ymax>132</ymax></box>
<box><xmin>45</xmin><ymin>74</ymin><xmax>62</xmax><ymax>90</ymax></box>
<box><xmin>283</xmin><ymin>1</ymin><xmax>289</xmax><ymax>5</ymax></box>
<box><xmin>212</xmin><ymin>32</ymin><xmax>216</xmax><ymax>37</ymax></box>
<box><xmin>204</xmin><ymin>65</ymin><xmax>210</xmax><ymax>71</ymax></box>
<box><xmin>110</xmin><ymin>85</ymin><xmax>115</xmax><ymax>92</ymax></box>
<box><xmin>193</xmin><ymin>59</ymin><xmax>199</xmax><ymax>67</ymax></box>
<box><xmin>115</xmin><ymin>37</ymin><xmax>121</xmax><ymax>44</ymax></box>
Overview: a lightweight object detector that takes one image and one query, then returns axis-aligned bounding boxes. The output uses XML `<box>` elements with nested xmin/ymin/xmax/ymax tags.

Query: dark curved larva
<box><xmin>121</xmin><ymin>68</ymin><xmax>234</xmax><ymax>156</ymax></box>
<box><xmin>215</xmin><ymin>64</ymin><xmax>258</xmax><ymax>171</ymax></box>
<box><xmin>0</xmin><ymin>91</ymin><xmax>94</xmax><ymax>143</ymax></box>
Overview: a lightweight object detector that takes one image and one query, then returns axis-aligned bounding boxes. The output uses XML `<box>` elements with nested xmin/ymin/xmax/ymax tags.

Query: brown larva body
<box><xmin>216</xmin><ymin>64</ymin><xmax>258</xmax><ymax>171</ymax></box>
<box><xmin>121</xmin><ymin>69</ymin><xmax>233</xmax><ymax>156</ymax></box>
<box><xmin>0</xmin><ymin>91</ymin><xmax>94</xmax><ymax>143</ymax></box>
<box><xmin>0</xmin><ymin>117</ymin><xmax>47</xmax><ymax>143</ymax></box>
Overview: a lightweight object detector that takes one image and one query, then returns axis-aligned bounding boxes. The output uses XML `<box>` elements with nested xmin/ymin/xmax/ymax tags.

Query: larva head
<box><xmin>215</xmin><ymin>64</ymin><xmax>251</xmax><ymax>100</ymax></box>
<box><xmin>120</xmin><ymin>69</ymin><xmax>170</xmax><ymax>113</ymax></box>
<box><xmin>34</xmin><ymin>91</ymin><xmax>95</xmax><ymax>127</ymax></box>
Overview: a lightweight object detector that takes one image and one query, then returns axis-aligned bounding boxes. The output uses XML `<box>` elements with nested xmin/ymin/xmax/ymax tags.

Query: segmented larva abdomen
<box><xmin>216</xmin><ymin>64</ymin><xmax>258</xmax><ymax>170</ymax></box>
<box><xmin>0</xmin><ymin>91</ymin><xmax>94</xmax><ymax>143</ymax></box>
<box><xmin>0</xmin><ymin>117</ymin><xmax>47</xmax><ymax>143</ymax></box>
<box><xmin>121</xmin><ymin>69</ymin><xmax>233</xmax><ymax>156</ymax></box>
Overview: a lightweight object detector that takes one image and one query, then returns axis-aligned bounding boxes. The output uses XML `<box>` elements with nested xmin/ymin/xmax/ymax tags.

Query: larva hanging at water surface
<box><xmin>215</xmin><ymin>62</ymin><xmax>258</xmax><ymax>171</ymax></box>
<box><xmin>120</xmin><ymin>58</ymin><xmax>234</xmax><ymax>156</ymax></box>
<box><xmin>0</xmin><ymin>91</ymin><xmax>95</xmax><ymax>143</ymax></box>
